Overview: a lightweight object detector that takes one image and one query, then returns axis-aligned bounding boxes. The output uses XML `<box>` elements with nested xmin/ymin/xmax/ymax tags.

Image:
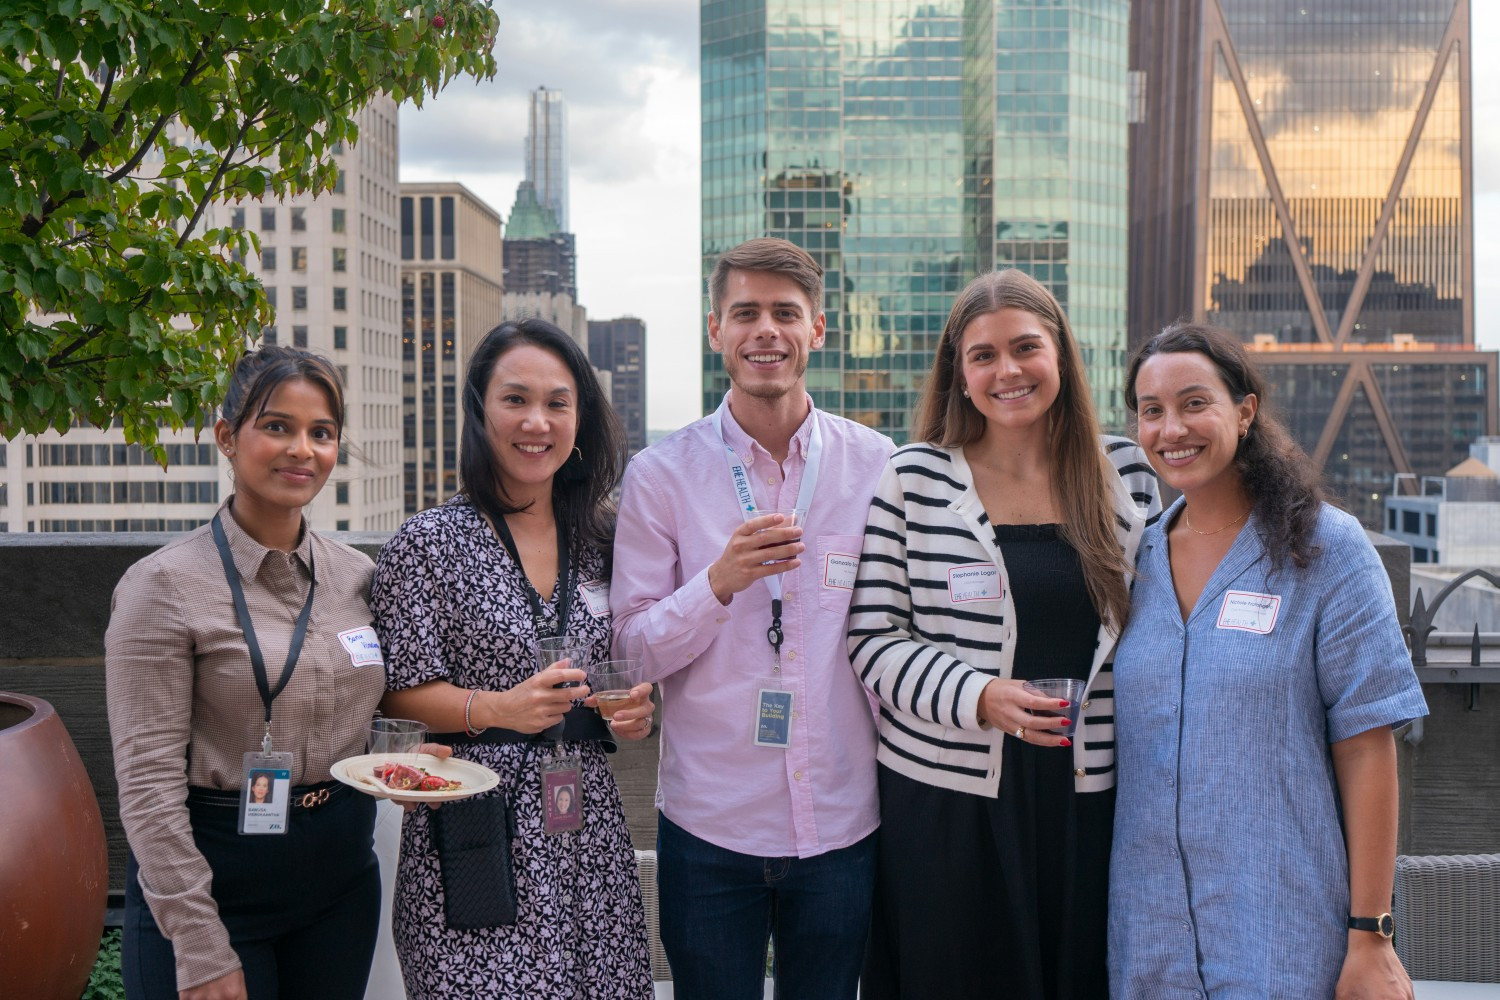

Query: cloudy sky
<box><xmin>401</xmin><ymin>1</ymin><xmax>1500</xmax><ymax>433</ymax></box>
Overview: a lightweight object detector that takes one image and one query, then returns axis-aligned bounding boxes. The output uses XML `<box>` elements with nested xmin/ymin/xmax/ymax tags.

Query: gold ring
<box><xmin>1014</xmin><ymin>726</ymin><xmax>1026</xmax><ymax>740</ymax></box>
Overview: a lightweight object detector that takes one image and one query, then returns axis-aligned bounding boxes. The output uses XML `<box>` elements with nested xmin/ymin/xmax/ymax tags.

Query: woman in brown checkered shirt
<box><xmin>106</xmin><ymin>347</ymin><xmax>392</xmax><ymax>1000</ymax></box>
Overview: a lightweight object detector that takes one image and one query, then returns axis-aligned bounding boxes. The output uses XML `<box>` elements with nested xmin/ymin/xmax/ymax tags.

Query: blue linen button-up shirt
<box><xmin>1108</xmin><ymin>499</ymin><xmax>1427</xmax><ymax>1000</ymax></box>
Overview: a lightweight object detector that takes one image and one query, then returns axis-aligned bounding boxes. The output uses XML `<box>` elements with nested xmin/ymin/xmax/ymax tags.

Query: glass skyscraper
<box><xmin>526</xmin><ymin>87</ymin><xmax>569</xmax><ymax>233</ymax></box>
<box><xmin>702</xmin><ymin>0</ymin><xmax>1131</xmax><ymax>440</ymax></box>
<box><xmin>1129</xmin><ymin>0</ymin><xmax>1497</xmax><ymax>527</ymax></box>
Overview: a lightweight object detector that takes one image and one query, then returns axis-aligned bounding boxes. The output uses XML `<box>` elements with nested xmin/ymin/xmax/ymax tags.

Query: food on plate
<box><xmin>373</xmin><ymin>761</ymin><xmax>463</xmax><ymax>792</ymax></box>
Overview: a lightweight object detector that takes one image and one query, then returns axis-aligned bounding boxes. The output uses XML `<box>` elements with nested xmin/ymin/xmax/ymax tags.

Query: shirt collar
<box><xmin>715</xmin><ymin>391</ymin><xmax>818</xmax><ymax>461</ymax></box>
<box><xmin>217</xmin><ymin>497</ymin><xmax>313</xmax><ymax>581</ymax></box>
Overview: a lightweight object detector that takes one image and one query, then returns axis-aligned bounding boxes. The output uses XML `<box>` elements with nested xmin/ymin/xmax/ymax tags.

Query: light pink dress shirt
<box><xmin>611</xmin><ymin>396</ymin><xmax>894</xmax><ymax>857</ymax></box>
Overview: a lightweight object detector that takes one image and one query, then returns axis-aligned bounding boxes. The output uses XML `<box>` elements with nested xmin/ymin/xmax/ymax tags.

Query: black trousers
<box><xmin>123</xmin><ymin>786</ymin><xmax>379</xmax><ymax>1000</ymax></box>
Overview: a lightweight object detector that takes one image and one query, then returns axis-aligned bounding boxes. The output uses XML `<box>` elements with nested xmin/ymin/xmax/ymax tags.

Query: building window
<box><xmin>1387</xmin><ymin>509</ymin><xmax>1396</xmax><ymax>531</ymax></box>
<box><xmin>260</xmin><ymin>207</ymin><xmax>276</xmax><ymax>230</ymax></box>
<box><xmin>230</xmin><ymin>207</ymin><xmax>245</xmax><ymax>228</ymax></box>
<box><xmin>1402</xmin><ymin>510</ymin><xmax>1420</xmax><ymax>535</ymax></box>
<box><xmin>292</xmin><ymin>287</ymin><xmax>307</xmax><ymax>310</ymax></box>
<box><xmin>333</xmin><ymin>325</ymin><xmax>347</xmax><ymax>350</ymax></box>
<box><xmin>401</xmin><ymin>197</ymin><xmax>414</xmax><ymax>259</ymax></box>
<box><xmin>333</xmin><ymin>287</ymin><xmax>347</xmax><ymax>311</ymax></box>
<box><xmin>1425</xmin><ymin>513</ymin><xmax>1437</xmax><ymax>537</ymax></box>
<box><xmin>293</xmin><ymin>325</ymin><xmax>308</xmax><ymax>348</ymax></box>
<box><xmin>332</xmin><ymin>208</ymin><xmax>347</xmax><ymax>234</ymax></box>
<box><xmin>265</xmin><ymin>286</ymin><xmax>277</xmax><ymax>310</ymax></box>
<box><xmin>332</xmin><ymin>248</ymin><xmax>347</xmax><ymax>272</ymax></box>
<box><xmin>420</xmin><ymin>196</ymin><xmax>434</xmax><ymax>259</ymax></box>
<box><xmin>441</xmin><ymin>196</ymin><xmax>455</xmax><ymax>259</ymax></box>
<box><xmin>290</xmin><ymin>207</ymin><xmax>306</xmax><ymax>231</ymax></box>
<box><xmin>336</xmin><ymin>482</ymin><xmax>349</xmax><ymax>504</ymax></box>
<box><xmin>291</xmin><ymin>246</ymin><xmax>307</xmax><ymax>272</ymax></box>
<box><xmin>260</xmin><ymin>247</ymin><xmax>276</xmax><ymax>271</ymax></box>
<box><xmin>332</xmin><ymin>170</ymin><xmax>344</xmax><ymax>194</ymax></box>
<box><xmin>336</xmin><ymin>519</ymin><xmax>350</xmax><ymax>531</ymax></box>
<box><xmin>264</xmin><ymin>326</ymin><xmax>278</xmax><ymax>344</ymax></box>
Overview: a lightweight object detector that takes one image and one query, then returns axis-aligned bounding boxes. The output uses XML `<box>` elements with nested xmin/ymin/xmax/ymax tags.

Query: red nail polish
<box><xmin>1059</xmin><ymin>700</ymin><xmax>1070</xmax><ymax>708</ymax></box>
<box><xmin>1060</xmin><ymin>738</ymin><xmax>1072</xmax><ymax>747</ymax></box>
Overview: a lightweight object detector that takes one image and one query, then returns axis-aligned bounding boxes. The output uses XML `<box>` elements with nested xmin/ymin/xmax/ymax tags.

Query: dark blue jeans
<box><xmin>657</xmin><ymin>813</ymin><xmax>876</xmax><ymax>1000</ymax></box>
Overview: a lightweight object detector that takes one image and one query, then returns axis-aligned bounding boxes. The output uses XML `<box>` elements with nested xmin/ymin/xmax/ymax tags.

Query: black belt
<box><xmin>187</xmin><ymin>779</ymin><xmax>347</xmax><ymax>811</ymax></box>
<box><xmin>431</xmin><ymin>704</ymin><xmax>616</xmax><ymax>752</ymax></box>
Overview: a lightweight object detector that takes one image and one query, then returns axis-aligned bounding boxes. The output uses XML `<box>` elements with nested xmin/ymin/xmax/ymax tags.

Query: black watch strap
<box><xmin>1347</xmin><ymin>913</ymin><xmax>1395</xmax><ymax>939</ymax></box>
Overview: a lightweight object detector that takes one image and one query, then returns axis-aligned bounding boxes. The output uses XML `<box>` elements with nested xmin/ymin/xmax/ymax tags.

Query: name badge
<box><xmin>948</xmin><ymin>563</ymin><xmax>1002</xmax><ymax>603</ymax></box>
<box><xmin>1216</xmin><ymin>590</ymin><xmax>1281</xmax><ymax>634</ymax></box>
<box><xmin>540</xmin><ymin>757</ymin><xmax>582</xmax><ymax>835</ymax></box>
<box><xmin>754</xmin><ymin>688</ymin><xmax>794</xmax><ymax>748</ymax></box>
<box><xmin>239</xmin><ymin>751</ymin><xmax>293</xmax><ymax>836</ymax></box>
<box><xmin>823</xmin><ymin>552</ymin><xmax>859</xmax><ymax>590</ymax></box>
<box><xmin>578</xmin><ymin>579</ymin><xmax>611</xmax><ymax>618</ymax></box>
<box><xmin>337</xmin><ymin>626</ymin><xmax>384</xmax><ymax>668</ymax></box>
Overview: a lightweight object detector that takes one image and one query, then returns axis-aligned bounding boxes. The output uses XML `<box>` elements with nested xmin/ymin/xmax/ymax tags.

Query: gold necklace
<box><xmin>1184</xmin><ymin>506</ymin><xmax>1250</xmax><ymax>536</ymax></box>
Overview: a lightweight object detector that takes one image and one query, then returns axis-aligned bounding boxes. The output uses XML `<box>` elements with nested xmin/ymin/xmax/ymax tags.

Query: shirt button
<box><xmin>785</xmin><ymin>591</ymin><xmax>795</xmax><ymax>601</ymax></box>
<box><xmin>1073</xmin><ymin>768</ymin><xmax>1086</xmax><ymax>778</ymax></box>
<box><xmin>1081</xmin><ymin>700</ymin><xmax>1091</xmax><ymax>709</ymax></box>
<box><xmin>787</xmin><ymin>650</ymin><xmax>797</xmax><ymax>660</ymax></box>
<box><xmin>1167</xmin><ymin>777</ymin><xmax>1175</xmax><ymax>787</ymax></box>
<box><xmin>792</xmin><ymin>711</ymin><xmax>799</xmax><ymax>719</ymax></box>
<box><xmin>715</xmin><ymin>618</ymin><xmax>726</xmax><ymax>625</ymax></box>
<box><xmin>1172</xmin><ymin>704</ymin><xmax>1179</xmax><ymax>713</ymax></box>
<box><xmin>794</xmin><ymin>770</ymin><xmax>803</xmax><ymax>780</ymax></box>
<box><xmin>767</xmin><ymin>478</ymin><xmax>776</xmax><ymax>485</ymax></box>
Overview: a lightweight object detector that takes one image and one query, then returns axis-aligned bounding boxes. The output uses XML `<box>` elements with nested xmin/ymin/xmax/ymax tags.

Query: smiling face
<box><xmin>1133</xmin><ymin>350</ymin><xmax>1258</xmax><ymax>498</ymax></box>
<box><xmin>707</xmin><ymin>268</ymin><xmax>826</xmax><ymax>403</ymax></box>
<box><xmin>958</xmin><ymin>307</ymin><xmax>1062</xmax><ymax>438</ymax></box>
<box><xmin>482</xmin><ymin>343</ymin><xmax>579</xmax><ymax>504</ymax></box>
<box><xmin>250</xmin><ymin>773</ymin><xmax>271</xmax><ymax>803</ymax></box>
<box><xmin>216</xmin><ymin>377</ymin><xmax>340</xmax><ymax>517</ymax></box>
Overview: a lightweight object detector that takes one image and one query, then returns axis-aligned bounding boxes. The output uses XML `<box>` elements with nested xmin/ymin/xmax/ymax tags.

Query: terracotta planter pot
<box><xmin>0</xmin><ymin>692</ymin><xmax>109</xmax><ymax>1000</ymax></box>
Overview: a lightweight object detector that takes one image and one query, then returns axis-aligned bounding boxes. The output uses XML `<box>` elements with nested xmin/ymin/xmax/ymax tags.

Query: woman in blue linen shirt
<box><xmin>1108</xmin><ymin>324</ymin><xmax>1426</xmax><ymax>1000</ymax></box>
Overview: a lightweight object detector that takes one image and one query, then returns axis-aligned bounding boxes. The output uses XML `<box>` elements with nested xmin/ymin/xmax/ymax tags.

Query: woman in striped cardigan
<box><xmin>848</xmin><ymin>269</ymin><xmax>1160</xmax><ymax>1000</ymax></box>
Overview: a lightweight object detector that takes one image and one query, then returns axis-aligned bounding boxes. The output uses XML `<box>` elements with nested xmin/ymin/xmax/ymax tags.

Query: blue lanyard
<box><xmin>711</xmin><ymin>402</ymin><xmax>824</xmax><ymax>658</ymax></box>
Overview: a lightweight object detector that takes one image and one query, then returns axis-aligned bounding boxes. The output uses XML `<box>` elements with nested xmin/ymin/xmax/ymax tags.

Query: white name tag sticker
<box><xmin>948</xmin><ymin>563</ymin><xmax>1002</xmax><ymax>603</ymax></box>
<box><xmin>823</xmin><ymin>552</ymin><xmax>859</xmax><ymax>590</ymax></box>
<box><xmin>1216</xmin><ymin>590</ymin><xmax>1281</xmax><ymax>634</ymax></box>
<box><xmin>578</xmin><ymin>579</ymin><xmax>611</xmax><ymax>618</ymax></box>
<box><xmin>337</xmin><ymin>626</ymin><xmax>384</xmax><ymax>668</ymax></box>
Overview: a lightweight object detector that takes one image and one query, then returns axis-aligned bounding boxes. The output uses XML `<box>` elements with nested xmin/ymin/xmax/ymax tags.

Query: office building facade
<box><xmin>702</xmin><ymin>0</ymin><xmax>1132</xmax><ymax>439</ymax></box>
<box><xmin>587</xmin><ymin>317</ymin><xmax>649</xmax><ymax>456</ymax></box>
<box><xmin>1128</xmin><ymin>0</ymin><xmax>1497</xmax><ymax>526</ymax></box>
<box><xmin>502</xmin><ymin>182</ymin><xmax>577</xmax><ymax>299</ymax></box>
<box><xmin>399</xmin><ymin>182</ymin><xmax>505</xmax><ymax>514</ymax></box>
<box><xmin>2</xmin><ymin>98</ymin><xmax>405</xmax><ymax>533</ymax></box>
<box><xmin>526</xmin><ymin>86</ymin><xmax>570</xmax><ymax>232</ymax></box>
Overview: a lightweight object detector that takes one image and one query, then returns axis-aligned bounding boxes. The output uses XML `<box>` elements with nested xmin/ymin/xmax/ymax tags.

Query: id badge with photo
<box><xmin>540</xmin><ymin>756</ymin><xmax>582</xmax><ymax>835</ymax></box>
<box><xmin>238</xmin><ymin>751</ymin><xmax>293</xmax><ymax>836</ymax></box>
<box><xmin>754</xmin><ymin>684</ymin><xmax>794</xmax><ymax>749</ymax></box>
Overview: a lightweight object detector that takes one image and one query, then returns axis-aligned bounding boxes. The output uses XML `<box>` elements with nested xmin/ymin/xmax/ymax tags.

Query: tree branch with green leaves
<box><xmin>0</xmin><ymin>0</ymin><xmax>499</xmax><ymax>458</ymax></box>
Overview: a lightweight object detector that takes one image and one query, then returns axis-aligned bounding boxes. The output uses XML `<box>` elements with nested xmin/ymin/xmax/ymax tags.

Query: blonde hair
<box><xmin>915</xmin><ymin>269</ymin><xmax>1131</xmax><ymax>630</ymax></box>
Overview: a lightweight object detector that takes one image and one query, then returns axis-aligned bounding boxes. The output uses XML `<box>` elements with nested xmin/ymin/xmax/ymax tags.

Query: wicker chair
<box><xmin>1393</xmin><ymin>853</ymin><xmax>1500</xmax><ymax>983</ymax></box>
<box><xmin>634</xmin><ymin>849</ymin><xmax>673</xmax><ymax>982</ymax></box>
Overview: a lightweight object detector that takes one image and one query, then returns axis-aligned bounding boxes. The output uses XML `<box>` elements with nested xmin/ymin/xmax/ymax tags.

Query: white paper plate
<box><xmin>331</xmin><ymin>753</ymin><xmax>500</xmax><ymax>804</ymax></box>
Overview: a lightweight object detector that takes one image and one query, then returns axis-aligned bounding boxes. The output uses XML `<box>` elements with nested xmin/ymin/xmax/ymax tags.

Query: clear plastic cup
<box><xmin>367</xmin><ymin>718</ymin><xmax>428</xmax><ymax>761</ymax></box>
<box><xmin>587</xmin><ymin>659</ymin><xmax>644</xmax><ymax>719</ymax></box>
<box><xmin>1023</xmin><ymin>678</ymin><xmax>1087</xmax><ymax>733</ymax></box>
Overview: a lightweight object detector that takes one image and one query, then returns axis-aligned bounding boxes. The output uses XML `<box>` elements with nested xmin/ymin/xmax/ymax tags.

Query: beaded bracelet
<box><xmin>463</xmin><ymin>689</ymin><xmax>486</xmax><ymax>737</ymax></box>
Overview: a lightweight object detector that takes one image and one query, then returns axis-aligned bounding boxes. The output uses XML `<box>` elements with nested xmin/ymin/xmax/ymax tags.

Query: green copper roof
<box><xmin>506</xmin><ymin>181</ymin><xmax>560</xmax><ymax>239</ymax></box>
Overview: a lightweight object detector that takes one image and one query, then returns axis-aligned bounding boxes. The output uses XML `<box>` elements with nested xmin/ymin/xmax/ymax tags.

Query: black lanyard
<box><xmin>492</xmin><ymin>508</ymin><xmax>572</xmax><ymax>639</ymax></box>
<box><xmin>211</xmin><ymin>513</ymin><xmax>317</xmax><ymax>752</ymax></box>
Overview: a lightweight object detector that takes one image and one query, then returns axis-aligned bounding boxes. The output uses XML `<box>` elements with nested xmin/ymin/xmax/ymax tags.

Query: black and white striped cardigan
<box><xmin>847</xmin><ymin>436</ymin><xmax>1161</xmax><ymax>796</ymax></box>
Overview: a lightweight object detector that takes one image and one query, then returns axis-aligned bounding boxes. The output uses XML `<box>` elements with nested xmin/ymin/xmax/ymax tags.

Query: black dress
<box><xmin>863</xmin><ymin>524</ymin><xmax>1112</xmax><ymax>1000</ymax></box>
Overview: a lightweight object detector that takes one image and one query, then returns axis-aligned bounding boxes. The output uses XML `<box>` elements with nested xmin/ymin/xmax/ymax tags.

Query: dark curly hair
<box><xmin>460</xmin><ymin>318</ymin><xmax>624</xmax><ymax>553</ymax></box>
<box><xmin>1125</xmin><ymin>323</ymin><xmax>1326</xmax><ymax>570</ymax></box>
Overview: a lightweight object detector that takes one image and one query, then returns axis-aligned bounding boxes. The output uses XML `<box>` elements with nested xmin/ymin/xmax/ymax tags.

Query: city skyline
<box><xmin>401</xmin><ymin>0</ymin><xmax>1500</xmax><ymax>434</ymax></box>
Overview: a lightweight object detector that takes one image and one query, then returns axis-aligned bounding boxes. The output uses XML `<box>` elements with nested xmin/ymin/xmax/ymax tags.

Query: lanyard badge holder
<box><xmin>211</xmin><ymin>515</ymin><xmax>315</xmax><ymax>836</ymax></box>
<box><xmin>712</xmin><ymin>408</ymin><xmax>823</xmax><ymax>751</ymax></box>
<box><xmin>493</xmin><ymin>508</ymin><xmax>585</xmax><ymax>834</ymax></box>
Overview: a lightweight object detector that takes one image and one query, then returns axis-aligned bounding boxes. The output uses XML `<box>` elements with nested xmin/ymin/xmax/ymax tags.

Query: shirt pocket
<box><xmin>816</xmin><ymin>533</ymin><xmax>864</xmax><ymax>614</ymax></box>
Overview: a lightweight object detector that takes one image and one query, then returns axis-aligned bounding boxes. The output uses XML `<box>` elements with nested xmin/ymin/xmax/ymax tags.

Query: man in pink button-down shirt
<box><xmin>611</xmin><ymin>238</ymin><xmax>893</xmax><ymax>1000</ymax></box>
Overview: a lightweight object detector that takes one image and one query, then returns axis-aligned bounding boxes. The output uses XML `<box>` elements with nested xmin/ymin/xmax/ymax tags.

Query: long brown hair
<box><xmin>1126</xmin><ymin>323</ymin><xmax>1325</xmax><ymax>570</ymax></box>
<box><xmin>915</xmin><ymin>269</ymin><xmax>1131</xmax><ymax>630</ymax></box>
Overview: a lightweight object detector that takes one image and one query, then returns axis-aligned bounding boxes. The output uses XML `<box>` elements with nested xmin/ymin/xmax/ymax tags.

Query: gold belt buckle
<box><xmin>297</xmin><ymin>787</ymin><xmax>331</xmax><ymax>809</ymax></box>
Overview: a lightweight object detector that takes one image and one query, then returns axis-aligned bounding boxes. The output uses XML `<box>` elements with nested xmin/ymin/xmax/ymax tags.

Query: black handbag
<box><xmin>430</xmin><ymin>793</ymin><xmax>518</xmax><ymax>929</ymax></box>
